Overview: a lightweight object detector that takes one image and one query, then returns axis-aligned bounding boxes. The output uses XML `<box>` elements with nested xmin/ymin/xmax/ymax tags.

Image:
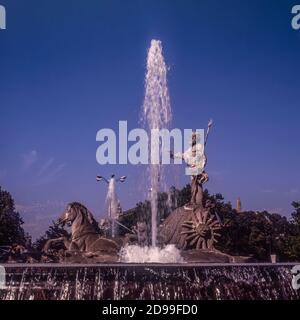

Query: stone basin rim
<box><xmin>1</xmin><ymin>262</ymin><xmax>299</xmax><ymax>268</ymax></box>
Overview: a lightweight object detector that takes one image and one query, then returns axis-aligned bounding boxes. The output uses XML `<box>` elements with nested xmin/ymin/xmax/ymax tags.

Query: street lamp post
<box><xmin>96</xmin><ymin>174</ymin><xmax>127</xmax><ymax>238</ymax></box>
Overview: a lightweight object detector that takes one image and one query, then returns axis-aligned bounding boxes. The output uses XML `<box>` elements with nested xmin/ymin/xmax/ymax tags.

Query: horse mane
<box><xmin>69</xmin><ymin>202</ymin><xmax>100</xmax><ymax>231</ymax></box>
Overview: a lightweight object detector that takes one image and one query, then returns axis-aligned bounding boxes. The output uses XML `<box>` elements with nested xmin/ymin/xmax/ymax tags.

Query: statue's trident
<box><xmin>198</xmin><ymin>119</ymin><xmax>213</xmax><ymax>176</ymax></box>
<box><xmin>204</xmin><ymin>119</ymin><xmax>213</xmax><ymax>147</ymax></box>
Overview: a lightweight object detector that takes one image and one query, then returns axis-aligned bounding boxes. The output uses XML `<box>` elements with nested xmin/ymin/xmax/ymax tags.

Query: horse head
<box><xmin>58</xmin><ymin>202</ymin><xmax>96</xmax><ymax>228</ymax></box>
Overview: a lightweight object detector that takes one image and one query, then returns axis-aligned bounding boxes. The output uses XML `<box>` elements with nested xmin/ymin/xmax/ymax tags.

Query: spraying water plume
<box><xmin>106</xmin><ymin>176</ymin><xmax>118</xmax><ymax>237</ymax></box>
<box><xmin>141</xmin><ymin>39</ymin><xmax>172</xmax><ymax>246</ymax></box>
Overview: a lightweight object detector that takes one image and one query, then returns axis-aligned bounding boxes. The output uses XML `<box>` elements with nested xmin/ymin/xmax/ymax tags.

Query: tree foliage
<box><xmin>34</xmin><ymin>221</ymin><xmax>69</xmax><ymax>251</ymax></box>
<box><xmin>0</xmin><ymin>187</ymin><xmax>26</xmax><ymax>246</ymax></box>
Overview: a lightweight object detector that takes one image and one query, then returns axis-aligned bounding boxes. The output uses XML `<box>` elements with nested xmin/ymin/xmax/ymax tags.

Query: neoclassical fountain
<box><xmin>0</xmin><ymin>40</ymin><xmax>299</xmax><ymax>300</ymax></box>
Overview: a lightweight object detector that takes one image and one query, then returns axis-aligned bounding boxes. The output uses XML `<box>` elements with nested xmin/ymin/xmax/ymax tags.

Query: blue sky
<box><xmin>0</xmin><ymin>0</ymin><xmax>300</xmax><ymax>238</ymax></box>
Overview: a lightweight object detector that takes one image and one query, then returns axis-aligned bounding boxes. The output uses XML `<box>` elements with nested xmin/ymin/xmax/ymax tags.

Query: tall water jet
<box><xmin>141</xmin><ymin>40</ymin><xmax>172</xmax><ymax>246</ymax></box>
<box><xmin>106</xmin><ymin>176</ymin><xmax>118</xmax><ymax>237</ymax></box>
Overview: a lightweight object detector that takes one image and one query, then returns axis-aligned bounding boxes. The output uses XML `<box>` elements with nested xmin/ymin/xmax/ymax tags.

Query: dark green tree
<box><xmin>291</xmin><ymin>201</ymin><xmax>300</xmax><ymax>226</ymax></box>
<box><xmin>283</xmin><ymin>201</ymin><xmax>300</xmax><ymax>261</ymax></box>
<box><xmin>0</xmin><ymin>186</ymin><xmax>26</xmax><ymax>246</ymax></box>
<box><xmin>33</xmin><ymin>221</ymin><xmax>69</xmax><ymax>251</ymax></box>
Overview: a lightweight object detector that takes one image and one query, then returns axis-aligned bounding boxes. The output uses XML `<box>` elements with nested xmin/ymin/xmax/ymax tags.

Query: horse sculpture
<box><xmin>44</xmin><ymin>202</ymin><xmax>120</xmax><ymax>261</ymax></box>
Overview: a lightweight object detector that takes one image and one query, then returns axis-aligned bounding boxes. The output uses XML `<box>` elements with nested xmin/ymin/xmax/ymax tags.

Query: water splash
<box><xmin>141</xmin><ymin>39</ymin><xmax>172</xmax><ymax>246</ymax></box>
<box><xmin>119</xmin><ymin>244</ymin><xmax>183</xmax><ymax>263</ymax></box>
<box><xmin>106</xmin><ymin>177</ymin><xmax>118</xmax><ymax>237</ymax></box>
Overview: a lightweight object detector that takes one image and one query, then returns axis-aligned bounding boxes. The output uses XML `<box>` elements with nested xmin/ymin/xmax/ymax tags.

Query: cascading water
<box><xmin>1</xmin><ymin>264</ymin><xmax>299</xmax><ymax>300</ymax></box>
<box><xmin>106</xmin><ymin>177</ymin><xmax>118</xmax><ymax>237</ymax></box>
<box><xmin>141</xmin><ymin>39</ymin><xmax>172</xmax><ymax>246</ymax></box>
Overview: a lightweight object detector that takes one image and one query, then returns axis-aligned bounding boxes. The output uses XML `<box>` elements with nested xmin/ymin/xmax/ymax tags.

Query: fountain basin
<box><xmin>0</xmin><ymin>263</ymin><xmax>299</xmax><ymax>300</ymax></box>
